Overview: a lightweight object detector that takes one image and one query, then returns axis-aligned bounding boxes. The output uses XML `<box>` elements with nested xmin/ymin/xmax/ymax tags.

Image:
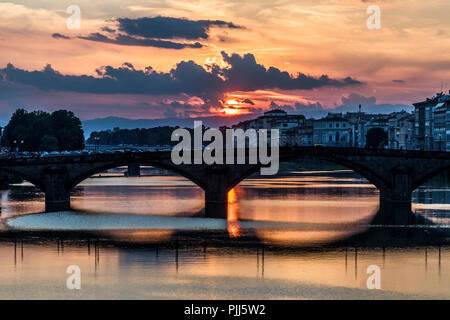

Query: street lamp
<box><xmin>12</xmin><ymin>139</ymin><xmax>24</xmax><ymax>153</ymax></box>
<box><xmin>94</xmin><ymin>136</ymin><xmax>100</xmax><ymax>153</ymax></box>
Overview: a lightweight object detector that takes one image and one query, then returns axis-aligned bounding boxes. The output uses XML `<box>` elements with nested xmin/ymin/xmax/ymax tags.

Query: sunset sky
<box><xmin>0</xmin><ymin>0</ymin><xmax>449</xmax><ymax>123</ymax></box>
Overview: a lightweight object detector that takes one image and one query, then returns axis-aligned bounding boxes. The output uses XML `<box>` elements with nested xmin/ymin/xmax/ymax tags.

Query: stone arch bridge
<box><xmin>1</xmin><ymin>146</ymin><xmax>450</xmax><ymax>225</ymax></box>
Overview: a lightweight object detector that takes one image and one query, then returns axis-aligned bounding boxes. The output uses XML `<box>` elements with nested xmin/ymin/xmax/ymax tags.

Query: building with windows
<box><xmin>387</xmin><ymin>111</ymin><xmax>414</xmax><ymax>150</ymax></box>
<box><xmin>432</xmin><ymin>98</ymin><xmax>450</xmax><ymax>151</ymax></box>
<box><xmin>312</xmin><ymin>113</ymin><xmax>351</xmax><ymax>147</ymax></box>
<box><xmin>230</xmin><ymin>106</ymin><xmax>419</xmax><ymax>150</ymax></box>
<box><xmin>413</xmin><ymin>92</ymin><xmax>450</xmax><ymax>151</ymax></box>
<box><xmin>232</xmin><ymin>109</ymin><xmax>307</xmax><ymax>147</ymax></box>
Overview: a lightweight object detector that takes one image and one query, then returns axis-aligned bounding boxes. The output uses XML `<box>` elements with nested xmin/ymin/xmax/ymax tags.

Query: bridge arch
<box><xmin>0</xmin><ymin>167</ymin><xmax>45</xmax><ymax>191</ymax></box>
<box><xmin>411</xmin><ymin>164</ymin><xmax>450</xmax><ymax>192</ymax></box>
<box><xmin>66</xmin><ymin>160</ymin><xmax>207</xmax><ymax>191</ymax></box>
<box><xmin>227</xmin><ymin>153</ymin><xmax>389</xmax><ymax>194</ymax></box>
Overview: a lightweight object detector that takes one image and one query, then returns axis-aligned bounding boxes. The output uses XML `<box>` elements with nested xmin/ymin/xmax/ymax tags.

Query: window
<box><xmin>329</xmin><ymin>135</ymin><xmax>333</xmax><ymax>142</ymax></box>
<box><xmin>336</xmin><ymin>123</ymin><xmax>340</xmax><ymax>128</ymax></box>
<box><xmin>329</xmin><ymin>123</ymin><xmax>332</xmax><ymax>128</ymax></box>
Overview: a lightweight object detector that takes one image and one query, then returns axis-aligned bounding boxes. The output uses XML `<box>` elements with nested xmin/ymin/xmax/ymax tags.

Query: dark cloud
<box><xmin>340</xmin><ymin>93</ymin><xmax>376</xmax><ymax>107</ymax></box>
<box><xmin>78</xmin><ymin>33</ymin><xmax>203</xmax><ymax>49</ymax></box>
<box><xmin>0</xmin><ymin>52</ymin><xmax>362</xmax><ymax>110</ymax></box>
<box><xmin>116</xmin><ymin>16</ymin><xmax>243</xmax><ymax>40</ymax></box>
<box><xmin>54</xmin><ymin>16</ymin><xmax>243</xmax><ymax>50</ymax></box>
<box><xmin>392</xmin><ymin>79</ymin><xmax>406</xmax><ymax>83</ymax></box>
<box><xmin>336</xmin><ymin>93</ymin><xmax>411</xmax><ymax>114</ymax></box>
<box><xmin>101</xmin><ymin>26</ymin><xmax>116</xmax><ymax>33</ymax></box>
<box><xmin>220</xmin><ymin>52</ymin><xmax>363</xmax><ymax>91</ymax></box>
<box><xmin>268</xmin><ymin>93</ymin><xmax>413</xmax><ymax>119</ymax></box>
<box><xmin>268</xmin><ymin>101</ymin><xmax>326</xmax><ymax>118</ymax></box>
<box><xmin>52</xmin><ymin>33</ymin><xmax>70</xmax><ymax>39</ymax></box>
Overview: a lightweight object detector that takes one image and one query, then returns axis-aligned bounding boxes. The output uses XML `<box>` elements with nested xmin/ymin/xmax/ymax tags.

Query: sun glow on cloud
<box><xmin>218</xmin><ymin>96</ymin><xmax>254</xmax><ymax>116</ymax></box>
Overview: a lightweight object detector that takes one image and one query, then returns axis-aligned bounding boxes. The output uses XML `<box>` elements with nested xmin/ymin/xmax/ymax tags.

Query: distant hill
<box><xmin>82</xmin><ymin>115</ymin><xmax>259</xmax><ymax>136</ymax></box>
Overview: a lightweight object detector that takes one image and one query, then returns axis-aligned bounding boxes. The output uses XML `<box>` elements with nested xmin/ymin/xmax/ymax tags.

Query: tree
<box><xmin>39</xmin><ymin>135</ymin><xmax>59</xmax><ymax>152</ymax></box>
<box><xmin>86</xmin><ymin>126</ymin><xmax>180</xmax><ymax>147</ymax></box>
<box><xmin>366</xmin><ymin>127</ymin><xmax>388</xmax><ymax>148</ymax></box>
<box><xmin>50</xmin><ymin>110</ymin><xmax>85</xmax><ymax>151</ymax></box>
<box><xmin>1</xmin><ymin>109</ymin><xmax>85</xmax><ymax>152</ymax></box>
<box><xmin>1</xmin><ymin>109</ymin><xmax>32</xmax><ymax>150</ymax></box>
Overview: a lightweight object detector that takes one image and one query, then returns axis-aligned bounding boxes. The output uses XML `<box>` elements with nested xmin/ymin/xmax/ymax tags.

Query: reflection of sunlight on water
<box><xmin>256</xmin><ymin>226</ymin><xmax>369</xmax><ymax>247</ymax></box>
<box><xmin>71</xmin><ymin>177</ymin><xmax>204</xmax><ymax>216</ymax></box>
<box><xmin>0</xmin><ymin>187</ymin><xmax>45</xmax><ymax>219</ymax></box>
<box><xmin>227</xmin><ymin>189</ymin><xmax>241</xmax><ymax>238</ymax></box>
<box><xmin>413</xmin><ymin>203</ymin><xmax>450</xmax><ymax>210</ymax></box>
<box><xmin>3</xmin><ymin>171</ymin><xmax>450</xmax><ymax>298</ymax></box>
<box><xmin>100</xmin><ymin>230</ymin><xmax>174</xmax><ymax>243</ymax></box>
<box><xmin>413</xmin><ymin>186</ymin><xmax>450</xmax><ymax>225</ymax></box>
<box><xmin>231</xmin><ymin>178</ymin><xmax>379</xmax><ymax>225</ymax></box>
<box><xmin>240</xmin><ymin>176</ymin><xmax>375</xmax><ymax>189</ymax></box>
<box><xmin>0</xmin><ymin>242</ymin><xmax>448</xmax><ymax>299</ymax></box>
<box><xmin>3</xmin><ymin>172</ymin><xmax>381</xmax><ymax>246</ymax></box>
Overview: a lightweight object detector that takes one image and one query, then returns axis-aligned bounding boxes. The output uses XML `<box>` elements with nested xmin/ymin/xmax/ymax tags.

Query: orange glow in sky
<box><xmin>223</xmin><ymin>107</ymin><xmax>239</xmax><ymax>115</ymax></box>
<box><xmin>0</xmin><ymin>0</ymin><xmax>447</xmax><ymax>120</ymax></box>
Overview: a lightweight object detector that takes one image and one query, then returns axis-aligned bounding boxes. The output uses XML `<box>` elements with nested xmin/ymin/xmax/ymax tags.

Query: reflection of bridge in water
<box><xmin>2</xmin><ymin>146</ymin><xmax>450</xmax><ymax>225</ymax></box>
<box><xmin>8</xmin><ymin>236</ymin><xmax>446</xmax><ymax>281</ymax></box>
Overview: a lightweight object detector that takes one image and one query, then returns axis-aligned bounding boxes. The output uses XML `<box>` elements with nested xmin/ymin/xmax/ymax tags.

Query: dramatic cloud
<box><xmin>54</xmin><ymin>16</ymin><xmax>243</xmax><ymax>49</ymax></box>
<box><xmin>220</xmin><ymin>52</ymin><xmax>362</xmax><ymax>92</ymax></box>
<box><xmin>336</xmin><ymin>94</ymin><xmax>411</xmax><ymax>115</ymax></box>
<box><xmin>0</xmin><ymin>52</ymin><xmax>362</xmax><ymax>104</ymax></box>
<box><xmin>51</xmin><ymin>33</ymin><xmax>70</xmax><ymax>40</ymax></box>
<box><xmin>266</xmin><ymin>93</ymin><xmax>413</xmax><ymax>119</ymax></box>
<box><xmin>340</xmin><ymin>93</ymin><xmax>376</xmax><ymax>107</ymax></box>
<box><xmin>116</xmin><ymin>17</ymin><xmax>243</xmax><ymax>40</ymax></box>
<box><xmin>268</xmin><ymin>101</ymin><xmax>326</xmax><ymax>118</ymax></box>
<box><xmin>77</xmin><ymin>33</ymin><xmax>203</xmax><ymax>49</ymax></box>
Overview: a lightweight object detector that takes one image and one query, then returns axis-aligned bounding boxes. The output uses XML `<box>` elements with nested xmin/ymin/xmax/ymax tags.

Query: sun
<box><xmin>223</xmin><ymin>107</ymin><xmax>239</xmax><ymax>115</ymax></box>
<box><xmin>226</xmin><ymin>99</ymin><xmax>239</xmax><ymax>105</ymax></box>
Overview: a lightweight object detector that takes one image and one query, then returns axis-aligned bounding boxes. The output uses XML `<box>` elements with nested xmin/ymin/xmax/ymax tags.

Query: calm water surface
<box><xmin>0</xmin><ymin>170</ymin><xmax>449</xmax><ymax>299</ymax></box>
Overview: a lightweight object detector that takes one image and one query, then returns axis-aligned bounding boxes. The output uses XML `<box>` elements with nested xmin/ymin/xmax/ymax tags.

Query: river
<box><xmin>0</xmin><ymin>169</ymin><xmax>449</xmax><ymax>299</ymax></box>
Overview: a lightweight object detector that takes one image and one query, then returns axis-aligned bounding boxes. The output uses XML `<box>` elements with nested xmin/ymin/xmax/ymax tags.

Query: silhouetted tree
<box><xmin>1</xmin><ymin>109</ymin><xmax>85</xmax><ymax>151</ymax></box>
<box><xmin>50</xmin><ymin>110</ymin><xmax>85</xmax><ymax>151</ymax></box>
<box><xmin>87</xmin><ymin>126</ymin><xmax>183</xmax><ymax>146</ymax></box>
<box><xmin>366</xmin><ymin>127</ymin><xmax>388</xmax><ymax>148</ymax></box>
<box><xmin>39</xmin><ymin>135</ymin><xmax>59</xmax><ymax>152</ymax></box>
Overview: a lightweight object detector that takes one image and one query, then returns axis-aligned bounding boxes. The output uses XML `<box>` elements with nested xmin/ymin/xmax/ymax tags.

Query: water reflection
<box><xmin>3</xmin><ymin>171</ymin><xmax>382</xmax><ymax>246</ymax></box>
<box><xmin>0</xmin><ymin>170</ymin><xmax>450</xmax><ymax>298</ymax></box>
<box><xmin>0</xmin><ymin>238</ymin><xmax>448</xmax><ymax>299</ymax></box>
<box><xmin>227</xmin><ymin>189</ymin><xmax>241</xmax><ymax>238</ymax></box>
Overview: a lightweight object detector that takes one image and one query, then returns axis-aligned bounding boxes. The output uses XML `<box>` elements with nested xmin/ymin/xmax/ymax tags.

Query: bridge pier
<box><xmin>126</xmin><ymin>163</ymin><xmax>141</xmax><ymax>177</ymax></box>
<box><xmin>374</xmin><ymin>167</ymin><xmax>413</xmax><ymax>225</ymax></box>
<box><xmin>203</xmin><ymin>170</ymin><xmax>230</xmax><ymax>219</ymax></box>
<box><xmin>205</xmin><ymin>189</ymin><xmax>228</xmax><ymax>219</ymax></box>
<box><xmin>376</xmin><ymin>191</ymin><xmax>412</xmax><ymax>225</ymax></box>
<box><xmin>43</xmin><ymin>169</ymin><xmax>71</xmax><ymax>212</ymax></box>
